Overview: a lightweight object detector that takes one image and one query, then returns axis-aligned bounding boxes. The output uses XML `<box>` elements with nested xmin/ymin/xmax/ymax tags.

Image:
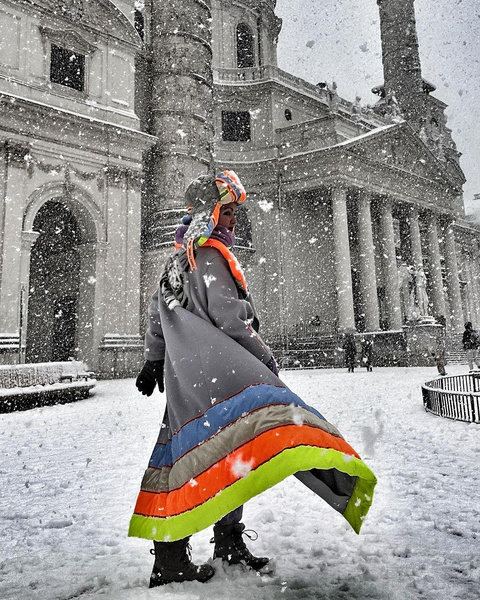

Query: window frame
<box><xmin>235</xmin><ymin>22</ymin><xmax>255</xmax><ymax>69</ymax></box>
<box><xmin>49</xmin><ymin>43</ymin><xmax>86</xmax><ymax>93</ymax></box>
<box><xmin>221</xmin><ymin>110</ymin><xmax>252</xmax><ymax>142</ymax></box>
<box><xmin>39</xmin><ymin>27</ymin><xmax>97</xmax><ymax>98</ymax></box>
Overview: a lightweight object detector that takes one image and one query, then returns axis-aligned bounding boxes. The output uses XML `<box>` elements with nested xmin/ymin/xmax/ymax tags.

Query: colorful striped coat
<box><xmin>129</xmin><ymin>246</ymin><xmax>376</xmax><ymax>542</ymax></box>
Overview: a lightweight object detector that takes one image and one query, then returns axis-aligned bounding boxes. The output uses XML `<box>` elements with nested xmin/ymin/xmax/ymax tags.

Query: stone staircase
<box><xmin>269</xmin><ymin>330</ymin><xmax>466</xmax><ymax>369</ymax></box>
<box><xmin>269</xmin><ymin>334</ymin><xmax>343</xmax><ymax>369</ymax></box>
<box><xmin>445</xmin><ymin>333</ymin><xmax>467</xmax><ymax>365</ymax></box>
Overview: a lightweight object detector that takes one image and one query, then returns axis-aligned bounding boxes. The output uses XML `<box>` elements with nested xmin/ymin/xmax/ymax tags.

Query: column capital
<box><xmin>377</xmin><ymin>195</ymin><xmax>395</xmax><ymax>211</ymax></box>
<box><xmin>330</xmin><ymin>182</ymin><xmax>348</xmax><ymax>195</ymax></box>
<box><xmin>424</xmin><ymin>210</ymin><xmax>440</xmax><ymax>225</ymax></box>
<box><xmin>406</xmin><ymin>204</ymin><xmax>419</xmax><ymax>217</ymax></box>
<box><xmin>440</xmin><ymin>214</ymin><xmax>456</xmax><ymax>229</ymax></box>
<box><xmin>21</xmin><ymin>230</ymin><xmax>40</xmax><ymax>249</ymax></box>
<box><xmin>356</xmin><ymin>188</ymin><xmax>372</xmax><ymax>205</ymax></box>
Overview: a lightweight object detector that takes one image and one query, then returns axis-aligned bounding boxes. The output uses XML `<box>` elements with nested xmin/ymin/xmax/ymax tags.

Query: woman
<box><xmin>130</xmin><ymin>170</ymin><xmax>376</xmax><ymax>587</ymax></box>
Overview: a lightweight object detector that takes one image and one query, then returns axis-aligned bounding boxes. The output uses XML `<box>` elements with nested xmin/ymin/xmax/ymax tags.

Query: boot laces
<box><xmin>210</xmin><ymin>528</ymin><xmax>259</xmax><ymax>545</ymax></box>
<box><xmin>242</xmin><ymin>529</ymin><xmax>258</xmax><ymax>542</ymax></box>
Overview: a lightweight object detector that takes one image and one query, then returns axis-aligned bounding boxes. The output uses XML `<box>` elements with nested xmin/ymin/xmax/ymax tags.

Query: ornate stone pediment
<box><xmin>25</xmin><ymin>0</ymin><xmax>141</xmax><ymax>46</ymax></box>
<box><xmin>39</xmin><ymin>26</ymin><xmax>97</xmax><ymax>54</ymax></box>
<box><xmin>341</xmin><ymin>123</ymin><xmax>463</xmax><ymax>193</ymax></box>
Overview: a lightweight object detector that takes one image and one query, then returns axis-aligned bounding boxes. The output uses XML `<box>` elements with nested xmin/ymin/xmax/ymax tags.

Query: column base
<box><xmin>98</xmin><ymin>334</ymin><xmax>144</xmax><ymax>379</ymax></box>
<box><xmin>0</xmin><ymin>334</ymin><xmax>20</xmax><ymax>365</ymax></box>
<box><xmin>404</xmin><ymin>324</ymin><xmax>444</xmax><ymax>366</ymax></box>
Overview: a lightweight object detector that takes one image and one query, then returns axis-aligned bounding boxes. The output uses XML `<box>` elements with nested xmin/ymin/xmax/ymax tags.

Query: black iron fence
<box><xmin>422</xmin><ymin>374</ymin><xmax>480</xmax><ymax>423</ymax></box>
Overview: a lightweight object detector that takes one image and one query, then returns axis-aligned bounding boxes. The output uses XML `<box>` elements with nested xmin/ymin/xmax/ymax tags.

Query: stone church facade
<box><xmin>1</xmin><ymin>0</ymin><xmax>479</xmax><ymax>375</ymax></box>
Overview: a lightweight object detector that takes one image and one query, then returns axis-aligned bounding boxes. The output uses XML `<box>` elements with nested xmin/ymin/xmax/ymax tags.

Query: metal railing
<box><xmin>422</xmin><ymin>374</ymin><xmax>480</xmax><ymax>423</ymax></box>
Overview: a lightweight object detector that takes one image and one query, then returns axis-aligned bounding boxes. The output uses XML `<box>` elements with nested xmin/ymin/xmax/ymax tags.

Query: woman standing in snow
<box><xmin>130</xmin><ymin>170</ymin><xmax>376</xmax><ymax>587</ymax></box>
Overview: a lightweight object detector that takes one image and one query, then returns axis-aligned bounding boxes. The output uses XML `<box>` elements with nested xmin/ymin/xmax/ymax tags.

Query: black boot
<box><xmin>149</xmin><ymin>538</ymin><xmax>215</xmax><ymax>587</ymax></box>
<box><xmin>213</xmin><ymin>523</ymin><xmax>270</xmax><ymax>571</ymax></box>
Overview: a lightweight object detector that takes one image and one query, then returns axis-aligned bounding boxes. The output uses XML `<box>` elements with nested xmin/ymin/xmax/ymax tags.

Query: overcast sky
<box><xmin>275</xmin><ymin>0</ymin><xmax>480</xmax><ymax>214</ymax></box>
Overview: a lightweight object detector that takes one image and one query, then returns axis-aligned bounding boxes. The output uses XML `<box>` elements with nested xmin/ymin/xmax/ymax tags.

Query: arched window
<box><xmin>134</xmin><ymin>9</ymin><xmax>145</xmax><ymax>41</ymax></box>
<box><xmin>236</xmin><ymin>23</ymin><xmax>254</xmax><ymax>69</ymax></box>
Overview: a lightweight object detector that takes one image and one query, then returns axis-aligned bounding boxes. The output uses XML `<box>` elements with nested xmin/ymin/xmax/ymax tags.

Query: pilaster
<box><xmin>0</xmin><ymin>144</ymin><xmax>29</xmax><ymax>336</ymax></box>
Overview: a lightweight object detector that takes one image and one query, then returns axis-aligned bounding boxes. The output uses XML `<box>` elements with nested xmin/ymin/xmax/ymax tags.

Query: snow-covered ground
<box><xmin>1</xmin><ymin>365</ymin><xmax>479</xmax><ymax>600</ymax></box>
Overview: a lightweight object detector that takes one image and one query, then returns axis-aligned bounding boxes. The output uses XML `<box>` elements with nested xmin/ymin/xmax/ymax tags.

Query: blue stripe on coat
<box><xmin>149</xmin><ymin>383</ymin><xmax>326</xmax><ymax>469</ymax></box>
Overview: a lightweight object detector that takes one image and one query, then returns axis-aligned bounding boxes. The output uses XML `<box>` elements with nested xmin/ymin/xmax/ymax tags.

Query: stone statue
<box><xmin>352</xmin><ymin>95</ymin><xmax>362</xmax><ymax>121</ymax></box>
<box><xmin>398</xmin><ymin>262</ymin><xmax>413</xmax><ymax>322</ymax></box>
<box><xmin>408</xmin><ymin>265</ymin><xmax>417</xmax><ymax>319</ymax></box>
<box><xmin>415</xmin><ymin>265</ymin><xmax>429</xmax><ymax>316</ymax></box>
<box><xmin>328</xmin><ymin>81</ymin><xmax>339</xmax><ymax>113</ymax></box>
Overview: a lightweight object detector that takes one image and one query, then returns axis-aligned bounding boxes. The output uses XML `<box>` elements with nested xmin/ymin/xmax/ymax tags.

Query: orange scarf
<box><xmin>186</xmin><ymin>238</ymin><xmax>247</xmax><ymax>292</ymax></box>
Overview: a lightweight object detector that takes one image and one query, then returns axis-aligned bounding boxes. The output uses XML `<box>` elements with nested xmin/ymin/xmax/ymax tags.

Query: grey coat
<box><xmin>129</xmin><ymin>245</ymin><xmax>376</xmax><ymax>542</ymax></box>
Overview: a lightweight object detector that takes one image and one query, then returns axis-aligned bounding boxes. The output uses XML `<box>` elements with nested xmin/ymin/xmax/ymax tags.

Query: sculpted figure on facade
<box><xmin>415</xmin><ymin>265</ymin><xmax>430</xmax><ymax>316</ymax></box>
<box><xmin>398</xmin><ymin>262</ymin><xmax>413</xmax><ymax>322</ymax></box>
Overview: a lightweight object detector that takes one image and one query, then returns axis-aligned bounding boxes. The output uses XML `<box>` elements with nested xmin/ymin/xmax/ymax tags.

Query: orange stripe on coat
<box><xmin>133</xmin><ymin>424</ymin><xmax>359</xmax><ymax>518</ymax></box>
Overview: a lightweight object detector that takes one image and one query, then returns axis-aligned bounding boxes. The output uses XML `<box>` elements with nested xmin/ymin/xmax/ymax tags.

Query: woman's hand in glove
<box><xmin>136</xmin><ymin>360</ymin><xmax>165</xmax><ymax>396</ymax></box>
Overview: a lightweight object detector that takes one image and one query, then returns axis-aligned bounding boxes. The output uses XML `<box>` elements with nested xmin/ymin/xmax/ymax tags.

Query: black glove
<box><xmin>266</xmin><ymin>357</ymin><xmax>279</xmax><ymax>376</ymax></box>
<box><xmin>136</xmin><ymin>360</ymin><xmax>164</xmax><ymax>396</ymax></box>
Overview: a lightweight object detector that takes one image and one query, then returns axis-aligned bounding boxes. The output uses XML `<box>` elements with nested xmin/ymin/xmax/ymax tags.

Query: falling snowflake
<box><xmin>203</xmin><ymin>274</ymin><xmax>217</xmax><ymax>288</ymax></box>
<box><xmin>258</xmin><ymin>199</ymin><xmax>274</xmax><ymax>213</ymax></box>
<box><xmin>231</xmin><ymin>457</ymin><xmax>254</xmax><ymax>478</ymax></box>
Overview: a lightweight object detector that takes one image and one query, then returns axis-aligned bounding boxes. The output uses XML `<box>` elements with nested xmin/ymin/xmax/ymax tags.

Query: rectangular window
<box><xmin>221</xmin><ymin>111</ymin><xmax>251</xmax><ymax>142</ymax></box>
<box><xmin>50</xmin><ymin>44</ymin><xmax>85</xmax><ymax>92</ymax></box>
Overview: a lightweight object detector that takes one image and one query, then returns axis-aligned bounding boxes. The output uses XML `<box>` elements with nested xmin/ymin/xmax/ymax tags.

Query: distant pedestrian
<box><xmin>432</xmin><ymin>338</ymin><xmax>446</xmax><ymax>376</ymax></box>
<box><xmin>361</xmin><ymin>338</ymin><xmax>374</xmax><ymax>372</ymax></box>
<box><xmin>343</xmin><ymin>333</ymin><xmax>357</xmax><ymax>373</ymax></box>
<box><xmin>462</xmin><ymin>321</ymin><xmax>480</xmax><ymax>371</ymax></box>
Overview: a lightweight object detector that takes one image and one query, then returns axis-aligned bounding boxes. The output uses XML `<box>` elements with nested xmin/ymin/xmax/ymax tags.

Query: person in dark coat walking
<box><xmin>343</xmin><ymin>333</ymin><xmax>357</xmax><ymax>372</ymax></box>
<box><xmin>361</xmin><ymin>338</ymin><xmax>374</xmax><ymax>372</ymax></box>
<box><xmin>462</xmin><ymin>321</ymin><xmax>480</xmax><ymax>371</ymax></box>
<box><xmin>432</xmin><ymin>337</ymin><xmax>447</xmax><ymax>376</ymax></box>
<box><xmin>130</xmin><ymin>171</ymin><xmax>376</xmax><ymax>587</ymax></box>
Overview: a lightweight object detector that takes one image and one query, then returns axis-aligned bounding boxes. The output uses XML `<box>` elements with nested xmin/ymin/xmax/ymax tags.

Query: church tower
<box><xmin>376</xmin><ymin>0</ymin><xmax>427</xmax><ymax>130</ymax></box>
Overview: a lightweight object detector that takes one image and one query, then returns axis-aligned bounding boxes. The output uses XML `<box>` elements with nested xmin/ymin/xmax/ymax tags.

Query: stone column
<box><xmin>331</xmin><ymin>187</ymin><xmax>355</xmax><ymax>331</ymax></box>
<box><xmin>408</xmin><ymin>206</ymin><xmax>423</xmax><ymax>267</ymax></box>
<box><xmin>442</xmin><ymin>218</ymin><xmax>464</xmax><ymax>332</ymax></box>
<box><xmin>91</xmin><ymin>241</ymin><xmax>109</xmax><ymax>370</ymax></box>
<box><xmin>424</xmin><ymin>211</ymin><xmax>446</xmax><ymax>318</ymax></box>
<box><xmin>147</xmin><ymin>0</ymin><xmax>214</xmax><ymax>249</ymax></box>
<box><xmin>378</xmin><ymin>199</ymin><xmax>402</xmax><ymax>329</ymax></box>
<box><xmin>357</xmin><ymin>191</ymin><xmax>380</xmax><ymax>331</ymax></box>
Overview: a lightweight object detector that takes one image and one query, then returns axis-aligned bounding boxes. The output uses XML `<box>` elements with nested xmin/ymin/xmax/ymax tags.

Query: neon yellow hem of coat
<box><xmin>128</xmin><ymin>446</ymin><xmax>377</xmax><ymax>542</ymax></box>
